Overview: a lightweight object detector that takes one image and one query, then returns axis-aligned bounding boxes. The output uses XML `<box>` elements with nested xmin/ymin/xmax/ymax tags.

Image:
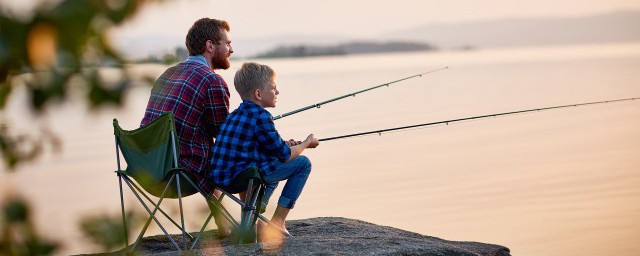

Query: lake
<box><xmin>2</xmin><ymin>42</ymin><xmax>640</xmax><ymax>255</ymax></box>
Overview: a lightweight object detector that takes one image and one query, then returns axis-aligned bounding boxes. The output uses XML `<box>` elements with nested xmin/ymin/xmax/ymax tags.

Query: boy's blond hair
<box><xmin>234</xmin><ymin>62</ymin><xmax>275</xmax><ymax>99</ymax></box>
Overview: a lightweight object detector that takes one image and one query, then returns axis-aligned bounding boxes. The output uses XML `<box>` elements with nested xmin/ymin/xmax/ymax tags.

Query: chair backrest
<box><xmin>113</xmin><ymin>112</ymin><xmax>197</xmax><ymax>198</ymax></box>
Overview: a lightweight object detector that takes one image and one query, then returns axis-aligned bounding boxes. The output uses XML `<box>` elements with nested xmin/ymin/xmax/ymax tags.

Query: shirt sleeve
<box><xmin>204</xmin><ymin>75</ymin><xmax>230</xmax><ymax>137</ymax></box>
<box><xmin>255</xmin><ymin>111</ymin><xmax>291</xmax><ymax>162</ymax></box>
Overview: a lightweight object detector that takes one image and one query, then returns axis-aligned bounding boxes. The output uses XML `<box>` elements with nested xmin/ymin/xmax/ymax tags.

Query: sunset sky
<box><xmin>3</xmin><ymin>0</ymin><xmax>639</xmax><ymax>36</ymax></box>
<box><xmin>115</xmin><ymin>0</ymin><xmax>640</xmax><ymax>37</ymax></box>
<box><xmin>2</xmin><ymin>0</ymin><xmax>640</xmax><ymax>56</ymax></box>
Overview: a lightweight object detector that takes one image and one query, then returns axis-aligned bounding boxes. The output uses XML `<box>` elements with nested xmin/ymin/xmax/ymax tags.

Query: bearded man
<box><xmin>140</xmin><ymin>17</ymin><xmax>234</xmax><ymax>236</ymax></box>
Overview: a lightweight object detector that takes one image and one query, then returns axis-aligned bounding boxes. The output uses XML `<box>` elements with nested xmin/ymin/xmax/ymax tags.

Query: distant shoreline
<box><xmin>252</xmin><ymin>41</ymin><xmax>440</xmax><ymax>59</ymax></box>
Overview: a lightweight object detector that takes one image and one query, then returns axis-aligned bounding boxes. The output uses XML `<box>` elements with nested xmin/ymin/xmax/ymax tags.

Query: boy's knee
<box><xmin>297</xmin><ymin>155</ymin><xmax>312</xmax><ymax>173</ymax></box>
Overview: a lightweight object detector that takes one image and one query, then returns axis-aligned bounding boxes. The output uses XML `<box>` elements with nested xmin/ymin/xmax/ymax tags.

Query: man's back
<box><xmin>141</xmin><ymin>60</ymin><xmax>230</xmax><ymax>174</ymax></box>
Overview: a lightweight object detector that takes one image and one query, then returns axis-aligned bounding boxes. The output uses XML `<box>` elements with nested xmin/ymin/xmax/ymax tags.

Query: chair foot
<box><xmin>231</xmin><ymin>225</ymin><xmax>257</xmax><ymax>244</ymax></box>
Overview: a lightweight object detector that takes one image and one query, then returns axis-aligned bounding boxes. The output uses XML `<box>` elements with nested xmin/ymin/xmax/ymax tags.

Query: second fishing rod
<box><xmin>272</xmin><ymin>66</ymin><xmax>449</xmax><ymax>121</ymax></box>
<box><xmin>318</xmin><ymin>97</ymin><xmax>639</xmax><ymax>142</ymax></box>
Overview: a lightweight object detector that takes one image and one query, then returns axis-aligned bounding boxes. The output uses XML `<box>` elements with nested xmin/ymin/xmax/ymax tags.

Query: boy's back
<box><xmin>210</xmin><ymin>100</ymin><xmax>291</xmax><ymax>187</ymax></box>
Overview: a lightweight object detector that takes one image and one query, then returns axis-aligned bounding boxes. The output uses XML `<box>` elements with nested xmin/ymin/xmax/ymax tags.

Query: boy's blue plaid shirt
<box><xmin>210</xmin><ymin>100</ymin><xmax>291</xmax><ymax>186</ymax></box>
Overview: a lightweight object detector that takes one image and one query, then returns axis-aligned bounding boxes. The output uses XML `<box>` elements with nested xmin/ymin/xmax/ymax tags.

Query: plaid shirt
<box><xmin>210</xmin><ymin>100</ymin><xmax>291</xmax><ymax>187</ymax></box>
<box><xmin>141</xmin><ymin>57</ymin><xmax>230</xmax><ymax>194</ymax></box>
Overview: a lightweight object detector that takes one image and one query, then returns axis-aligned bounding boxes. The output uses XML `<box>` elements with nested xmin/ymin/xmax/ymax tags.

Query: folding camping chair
<box><xmin>113</xmin><ymin>112</ymin><xmax>289</xmax><ymax>253</ymax></box>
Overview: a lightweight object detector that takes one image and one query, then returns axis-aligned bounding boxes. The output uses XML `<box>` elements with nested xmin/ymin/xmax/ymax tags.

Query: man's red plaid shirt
<box><xmin>141</xmin><ymin>60</ymin><xmax>230</xmax><ymax>190</ymax></box>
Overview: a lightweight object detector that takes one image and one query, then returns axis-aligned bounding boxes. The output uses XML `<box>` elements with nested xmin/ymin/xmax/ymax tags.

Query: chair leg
<box><xmin>247</xmin><ymin>184</ymin><xmax>262</xmax><ymax>229</ymax></box>
<box><xmin>133</xmin><ymin>215</ymin><xmax>154</xmax><ymax>250</ymax></box>
<box><xmin>178</xmin><ymin>172</ymin><xmax>239</xmax><ymax>229</ymax></box>
<box><xmin>218</xmin><ymin>188</ymin><xmax>293</xmax><ymax>239</ymax></box>
<box><xmin>176</xmin><ymin>173</ymin><xmax>187</xmax><ymax>250</ymax></box>
<box><xmin>176</xmin><ymin>172</ymin><xmax>242</xmax><ymax>249</ymax></box>
<box><xmin>123</xmin><ymin>176</ymin><xmax>181</xmax><ymax>252</ymax></box>
<box><xmin>210</xmin><ymin>197</ymin><xmax>239</xmax><ymax>228</ymax></box>
<box><xmin>118</xmin><ymin>175</ymin><xmax>129</xmax><ymax>248</ymax></box>
<box><xmin>238</xmin><ymin>179</ymin><xmax>255</xmax><ymax>244</ymax></box>
<box><xmin>190</xmin><ymin>212</ymin><xmax>214</xmax><ymax>250</ymax></box>
<box><xmin>127</xmin><ymin>179</ymin><xmax>194</xmax><ymax>240</ymax></box>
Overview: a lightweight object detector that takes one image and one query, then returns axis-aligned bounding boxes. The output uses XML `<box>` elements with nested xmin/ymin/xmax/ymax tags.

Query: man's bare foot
<box><xmin>215</xmin><ymin>217</ymin><xmax>233</xmax><ymax>238</ymax></box>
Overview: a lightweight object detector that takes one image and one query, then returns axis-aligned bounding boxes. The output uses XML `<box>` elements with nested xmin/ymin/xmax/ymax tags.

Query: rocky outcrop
<box><xmin>86</xmin><ymin>217</ymin><xmax>510</xmax><ymax>256</ymax></box>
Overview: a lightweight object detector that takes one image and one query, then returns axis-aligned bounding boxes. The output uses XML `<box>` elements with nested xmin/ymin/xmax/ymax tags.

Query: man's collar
<box><xmin>185</xmin><ymin>55</ymin><xmax>211</xmax><ymax>69</ymax></box>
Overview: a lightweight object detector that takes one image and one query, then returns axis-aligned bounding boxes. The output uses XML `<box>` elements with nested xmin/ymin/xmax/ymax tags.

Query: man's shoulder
<box><xmin>169</xmin><ymin>62</ymin><xmax>225</xmax><ymax>83</ymax></box>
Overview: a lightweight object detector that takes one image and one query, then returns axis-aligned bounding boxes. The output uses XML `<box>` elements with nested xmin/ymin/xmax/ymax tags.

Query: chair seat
<box><xmin>216</xmin><ymin>166</ymin><xmax>264</xmax><ymax>194</ymax></box>
<box><xmin>116</xmin><ymin>170</ymin><xmax>199</xmax><ymax>199</ymax></box>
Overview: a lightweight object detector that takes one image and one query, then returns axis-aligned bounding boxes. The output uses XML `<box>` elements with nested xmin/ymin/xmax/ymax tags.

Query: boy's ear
<box><xmin>254</xmin><ymin>88</ymin><xmax>262</xmax><ymax>100</ymax></box>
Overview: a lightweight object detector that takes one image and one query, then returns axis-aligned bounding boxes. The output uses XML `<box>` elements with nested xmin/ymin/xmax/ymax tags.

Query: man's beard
<box><xmin>211</xmin><ymin>53</ymin><xmax>230</xmax><ymax>70</ymax></box>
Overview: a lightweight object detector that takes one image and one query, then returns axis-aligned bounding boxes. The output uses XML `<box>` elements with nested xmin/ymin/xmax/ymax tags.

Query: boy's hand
<box><xmin>304</xmin><ymin>134</ymin><xmax>319</xmax><ymax>148</ymax></box>
<box><xmin>286</xmin><ymin>139</ymin><xmax>302</xmax><ymax>147</ymax></box>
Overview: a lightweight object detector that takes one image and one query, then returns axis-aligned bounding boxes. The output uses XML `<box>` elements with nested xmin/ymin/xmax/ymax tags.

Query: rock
<box><xmin>80</xmin><ymin>217</ymin><xmax>510</xmax><ymax>256</ymax></box>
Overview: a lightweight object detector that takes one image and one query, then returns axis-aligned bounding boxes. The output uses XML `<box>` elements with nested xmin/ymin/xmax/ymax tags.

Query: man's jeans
<box><xmin>261</xmin><ymin>155</ymin><xmax>312</xmax><ymax>210</ymax></box>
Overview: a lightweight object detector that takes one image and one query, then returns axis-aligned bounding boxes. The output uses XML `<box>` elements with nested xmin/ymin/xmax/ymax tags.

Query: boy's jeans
<box><xmin>261</xmin><ymin>155</ymin><xmax>312</xmax><ymax>210</ymax></box>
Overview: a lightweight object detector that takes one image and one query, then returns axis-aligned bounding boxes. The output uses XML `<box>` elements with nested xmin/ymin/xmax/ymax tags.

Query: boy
<box><xmin>210</xmin><ymin>62</ymin><xmax>319</xmax><ymax>237</ymax></box>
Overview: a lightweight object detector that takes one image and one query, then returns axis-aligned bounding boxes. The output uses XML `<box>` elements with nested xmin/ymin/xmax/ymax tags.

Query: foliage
<box><xmin>79</xmin><ymin>211</ymin><xmax>144</xmax><ymax>251</ymax></box>
<box><xmin>0</xmin><ymin>197</ymin><xmax>58</xmax><ymax>256</ymax></box>
<box><xmin>1</xmin><ymin>0</ymin><xmax>161</xmax><ymax>254</ymax></box>
<box><xmin>0</xmin><ymin>0</ymin><xmax>156</xmax><ymax>170</ymax></box>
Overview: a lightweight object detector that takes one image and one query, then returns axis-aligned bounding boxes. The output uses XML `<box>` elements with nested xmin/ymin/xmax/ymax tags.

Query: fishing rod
<box><xmin>272</xmin><ymin>66</ymin><xmax>449</xmax><ymax>120</ymax></box>
<box><xmin>319</xmin><ymin>97</ymin><xmax>639</xmax><ymax>142</ymax></box>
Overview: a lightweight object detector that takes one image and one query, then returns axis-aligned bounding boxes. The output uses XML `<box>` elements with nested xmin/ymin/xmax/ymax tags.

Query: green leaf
<box><xmin>3</xmin><ymin>198</ymin><xmax>29</xmax><ymax>223</ymax></box>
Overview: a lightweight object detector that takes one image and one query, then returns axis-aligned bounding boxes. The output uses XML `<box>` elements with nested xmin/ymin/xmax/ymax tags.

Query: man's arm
<box><xmin>204</xmin><ymin>75</ymin><xmax>230</xmax><ymax>136</ymax></box>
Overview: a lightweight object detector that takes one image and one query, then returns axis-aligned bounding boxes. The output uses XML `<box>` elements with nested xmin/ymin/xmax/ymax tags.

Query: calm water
<box><xmin>2</xmin><ymin>42</ymin><xmax>640</xmax><ymax>255</ymax></box>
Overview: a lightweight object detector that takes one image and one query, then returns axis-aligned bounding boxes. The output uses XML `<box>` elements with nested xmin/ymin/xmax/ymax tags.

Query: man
<box><xmin>140</xmin><ymin>17</ymin><xmax>234</xmax><ymax>236</ymax></box>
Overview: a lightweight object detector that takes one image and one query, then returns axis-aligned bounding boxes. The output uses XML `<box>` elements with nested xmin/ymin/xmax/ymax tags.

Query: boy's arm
<box><xmin>255</xmin><ymin>113</ymin><xmax>292</xmax><ymax>162</ymax></box>
<box><xmin>286</xmin><ymin>139</ymin><xmax>302</xmax><ymax>147</ymax></box>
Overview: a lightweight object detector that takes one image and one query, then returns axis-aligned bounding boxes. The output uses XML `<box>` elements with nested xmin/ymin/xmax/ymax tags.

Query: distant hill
<box><xmin>244</xmin><ymin>10</ymin><xmax>640</xmax><ymax>57</ymax></box>
<box><xmin>115</xmin><ymin>10</ymin><xmax>640</xmax><ymax>59</ymax></box>
<box><xmin>391</xmin><ymin>10</ymin><xmax>640</xmax><ymax>49</ymax></box>
<box><xmin>253</xmin><ymin>41</ymin><xmax>436</xmax><ymax>58</ymax></box>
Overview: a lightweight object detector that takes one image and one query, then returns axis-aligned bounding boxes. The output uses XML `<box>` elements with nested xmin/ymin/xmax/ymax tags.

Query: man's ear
<box><xmin>206</xmin><ymin>40</ymin><xmax>215</xmax><ymax>53</ymax></box>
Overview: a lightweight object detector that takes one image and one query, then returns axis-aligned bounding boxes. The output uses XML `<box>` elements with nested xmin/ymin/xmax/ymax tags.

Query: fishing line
<box><xmin>272</xmin><ymin>66</ymin><xmax>449</xmax><ymax>120</ymax></box>
<box><xmin>319</xmin><ymin>97</ymin><xmax>639</xmax><ymax>142</ymax></box>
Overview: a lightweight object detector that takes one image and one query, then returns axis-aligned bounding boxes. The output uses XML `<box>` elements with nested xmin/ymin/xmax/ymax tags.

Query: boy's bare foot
<box><xmin>257</xmin><ymin>220</ymin><xmax>290</xmax><ymax>242</ymax></box>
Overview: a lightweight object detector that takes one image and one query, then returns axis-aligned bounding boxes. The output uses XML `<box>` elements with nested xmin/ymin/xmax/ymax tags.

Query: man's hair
<box><xmin>185</xmin><ymin>18</ymin><xmax>230</xmax><ymax>56</ymax></box>
<box><xmin>234</xmin><ymin>62</ymin><xmax>275</xmax><ymax>99</ymax></box>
